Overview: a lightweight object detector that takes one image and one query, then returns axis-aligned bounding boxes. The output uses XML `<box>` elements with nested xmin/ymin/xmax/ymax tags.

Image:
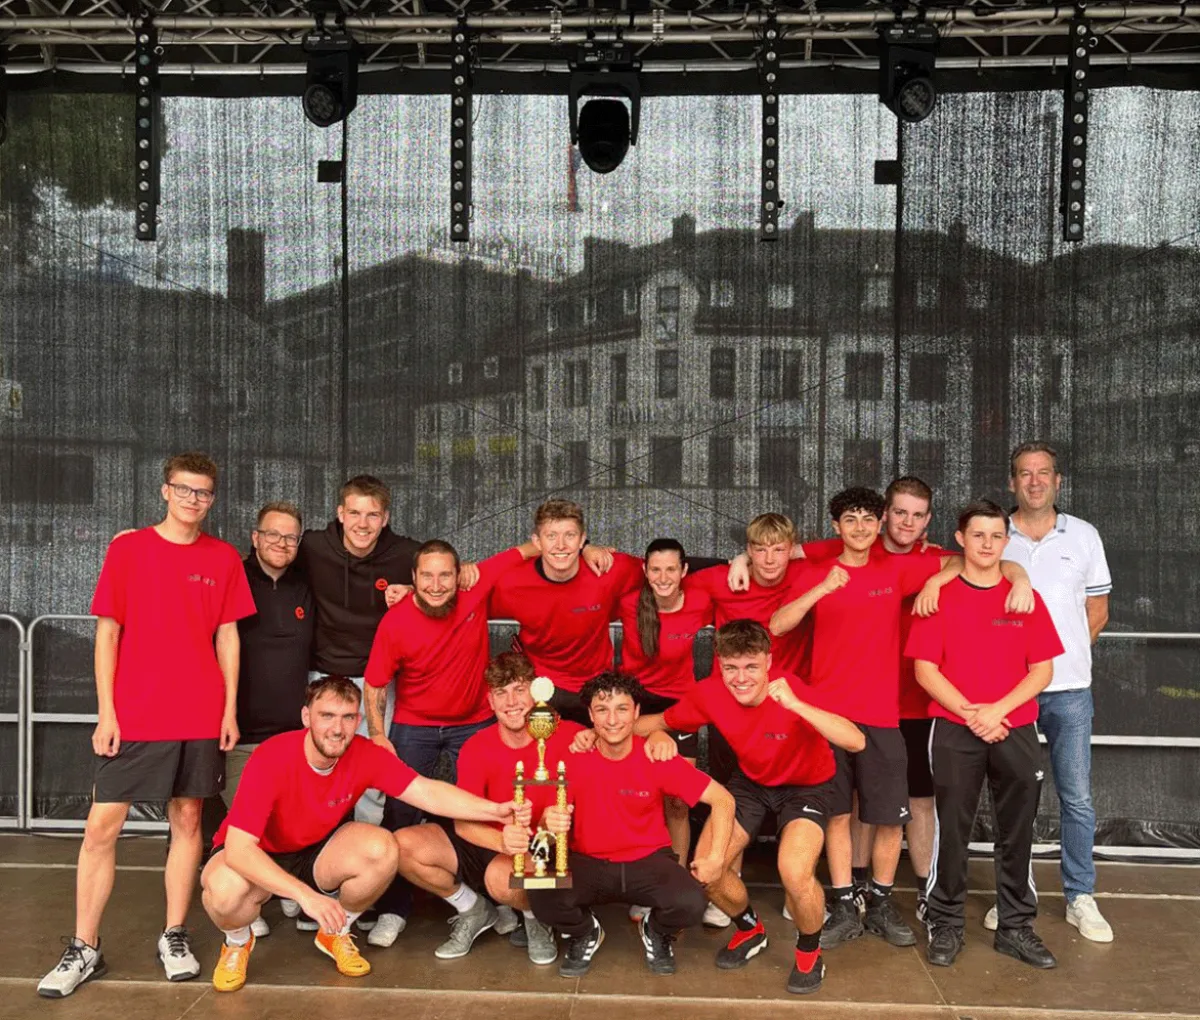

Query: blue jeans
<box><xmin>1037</xmin><ymin>688</ymin><xmax>1096</xmax><ymax>899</ymax></box>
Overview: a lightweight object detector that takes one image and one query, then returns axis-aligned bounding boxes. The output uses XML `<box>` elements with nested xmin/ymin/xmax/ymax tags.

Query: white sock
<box><xmin>337</xmin><ymin>910</ymin><xmax>362</xmax><ymax>936</ymax></box>
<box><xmin>443</xmin><ymin>884</ymin><xmax>479</xmax><ymax>915</ymax></box>
<box><xmin>522</xmin><ymin>909</ymin><xmax>535</xmax><ymax>921</ymax></box>
<box><xmin>223</xmin><ymin>926</ymin><xmax>251</xmax><ymax>947</ymax></box>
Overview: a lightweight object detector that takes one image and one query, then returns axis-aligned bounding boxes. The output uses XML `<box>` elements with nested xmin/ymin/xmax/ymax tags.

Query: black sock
<box><xmin>915</xmin><ymin>875</ymin><xmax>929</xmax><ymax>901</ymax></box>
<box><xmin>733</xmin><ymin>905</ymin><xmax>760</xmax><ymax>932</ymax></box>
<box><xmin>869</xmin><ymin>879</ymin><xmax>893</xmax><ymax>904</ymax></box>
<box><xmin>851</xmin><ymin>866</ymin><xmax>870</xmax><ymax>888</ymax></box>
<box><xmin>795</xmin><ymin>930</ymin><xmax>821</xmax><ymax>953</ymax></box>
<box><xmin>831</xmin><ymin>885</ymin><xmax>855</xmax><ymax>905</ymax></box>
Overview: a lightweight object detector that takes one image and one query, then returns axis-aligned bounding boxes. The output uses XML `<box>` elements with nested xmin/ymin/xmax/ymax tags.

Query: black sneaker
<box><xmin>786</xmin><ymin>957</ymin><xmax>825</xmax><ymax>995</ymax></box>
<box><xmin>995</xmin><ymin>926</ymin><xmax>1057</xmax><ymax>969</ymax></box>
<box><xmin>714</xmin><ymin>919</ymin><xmax>768</xmax><ymax>969</ymax></box>
<box><xmin>510</xmin><ymin>919</ymin><xmax>529</xmax><ymax>948</ymax></box>
<box><xmin>926</xmin><ymin>925</ymin><xmax>964</xmax><ymax>967</ymax></box>
<box><xmin>863</xmin><ymin>897</ymin><xmax>917</xmax><ymax>947</ymax></box>
<box><xmin>559</xmin><ymin>915</ymin><xmax>605</xmax><ymax>977</ymax></box>
<box><xmin>820</xmin><ymin>899</ymin><xmax>863</xmax><ymax>950</ymax></box>
<box><xmin>638</xmin><ymin>913</ymin><xmax>677</xmax><ymax>975</ymax></box>
<box><xmin>915</xmin><ymin>894</ymin><xmax>928</xmax><ymax>926</ymax></box>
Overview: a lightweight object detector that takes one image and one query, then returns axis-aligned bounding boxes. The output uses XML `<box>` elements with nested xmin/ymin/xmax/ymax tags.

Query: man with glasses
<box><xmin>39</xmin><ymin>452</ymin><xmax>257</xmax><ymax>999</ymax></box>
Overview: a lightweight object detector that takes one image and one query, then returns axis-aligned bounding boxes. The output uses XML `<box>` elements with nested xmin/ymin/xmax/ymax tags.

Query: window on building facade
<box><xmin>657</xmin><ymin>286</ymin><xmax>680</xmax><ymax>312</ymax></box>
<box><xmin>656</xmin><ymin>349</ymin><xmax>680</xmax><ymax>399</ymax></box>
<box><xmin>567</xmin><ymin>441</ymin><xmax>590</xmax><ymax>487</ymax></box>
<box><xmin>529</xmin><ymin>445</ymin><xmax>547</xmax><ymax>489</ymax></box>
<box><xmin>611</xmin><ymin>438</ymin><xmax>628</xmax><ymax>488</ymax></box>
<box><xmin>500</xmin><ymin>396</ymin><xmax>515</xmax><ymax>424</ymax></box>
<box><xmin>565</xmin><ymin>360</ymin><xmax>590</xmax><ymax>408</ymax></box>
<box><xmin>531</xmin><ymin>365</ymin><xmax>546</xmax><ymax>411</ymax></box>
<box><xmin>709</xmin><ymin>436</ymin><xmax>734</xmax><ymax>488</ymax></box>
<box><xmin>845</xmin><ymin>352</ymin><xmax>884</xmax><ymax>400</ymax></box>
<box><xmin>710</xmin><ymin>348</ymin><xmax>736</xmax><ymax>399</ymax></box>
<box><xmin>916</xmin><ymin>278</ymin><xmax>939</xmax><ymax>309</ymax></box>
<box><xmin>843</xmin><ymin>439</ymin><xmax>883</xmax><ymax>488</ymax></box>
<box><xmin>758</xmin><ymin>437</ymin><xmax>799</xmax><ymax>492</ymax></box>
<box><xmin>497</xmin><ymin>451</ymin><xmax>517</xmax><ymax>481</ymax></box>
<box><xmin>611</xmin><ymin>353</ymin><xmax>628</xmax><ymax>404</ymax></box>
<box><xmin>448</xmin><ymin>362</ymin><xmax>463</xmax><ymax>385</ymax></box>
<box><xmin>483</xmin><ymin>356</ymin><xmax>499</xmax><ymax>379</ymax></box>
<box><xmin>768</xmin><ymin>282</ymin><xmax>794</xmax><ymax>309</ymax></box>
<box><xmin>10</xmin><ymin>452</ymin><xmax>96</xmax><ymax>505</ymax></box>
<box><xmin>1051</xmin><ymin>353</ymin><xmax>1064</xmax><ymax>401</ymax></box>
<box><xmin>651</xmin><ymin>437</ymin><xmax>684</xmax><ymax>487</ymax></box>
<box><xmin>967</xmin><ymin>279</ymin><xmax>990</xmax><ymax>309</ymax></box>
<box><xmin>456</xmin><ymin>407</ymin><xmax>471</xmax><ymax>432</ymax></box>
<box><xmin>783</xmin><ymin>350</ymin><xmax>804</xmax><ymax>399</ymax></box>
<box><xmin>863</xmin><ymin>276</ymin><xmax>892</xmax><ymax>310</ymax></box>
<box><xmin>583</xmin><ymin>295</ymin><xmax>597</xmax><ymax>326</ymax></box>
<box><xmin>759</xmin><ymin>348</ymin><xmax>781</xmax><ymax>399</ymax></box>
<box><xmin>623</xmin><ymin>286</ymin><xmax>639</xmax><ymax>316</ymax></box>
<box><xmin>546</xmin><ymin>304</ymin><xmax>559</xmax><ymax>332</ymax></box>
<box><xmin>907</xmin><ymin>439</ymin><xmax>946</xmax><ymax>488</ymax></box>
<box><xmin>237</xmin><ymin>463</ymin><xmax>255</xmax><ymax>502</ymax></box>
<box><xmin>710</xmin><ymin>279</ymin><xmax>734</xmax><ymax>307</ymax></box>
<box><xmin>909</xmin><ymin>353</ymin><xmax>947</xmax><ymax>402</ymax></box>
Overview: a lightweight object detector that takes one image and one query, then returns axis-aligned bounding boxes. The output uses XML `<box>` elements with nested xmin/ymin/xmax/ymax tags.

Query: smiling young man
<box><xmin>39</xmin><ymin>453</ymin><xmax>256</xmax><ymax>999</ymax></box>
<box><xmin>634</xmin><ymin>620</ymin><xmax>865</xmax><ymax>995</ymax></box>
<box><xmin>527</xmin><ymin>672</ymin><xmax>735</xmax><ymax>979</ymax></box>
<box><xmin>907</xmin><ymin>499</ymin><xmax>1063</xmax><ymax>970</ymax></box>
<box><xmin>199</xmin><ymin>675</ymin><xmax>529</xmax><ymax>993</ymax></box>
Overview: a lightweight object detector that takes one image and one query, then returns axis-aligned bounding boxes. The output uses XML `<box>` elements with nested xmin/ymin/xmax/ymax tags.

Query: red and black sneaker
<box><xmin>787</xmin><ymin>950</ymin><xmax>825</xmax><ymax>994</ymax></box>
<box><xmin>714</xmin><ymin>920</ymin><xmax>769</xmax><ymax>970</ymax></box>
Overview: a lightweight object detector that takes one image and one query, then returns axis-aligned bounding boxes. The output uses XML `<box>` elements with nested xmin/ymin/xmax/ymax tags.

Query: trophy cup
<box><xmin>511</xmin><ymin>676</ymin><xmax>572</xmax><ymax>889</ymax></box>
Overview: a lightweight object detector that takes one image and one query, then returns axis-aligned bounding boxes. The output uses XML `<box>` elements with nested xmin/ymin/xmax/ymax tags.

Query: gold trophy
<box><xmin>511</xmin><ymin>676</ymin><xmax>572</xmax><ymax>889</ymax></box>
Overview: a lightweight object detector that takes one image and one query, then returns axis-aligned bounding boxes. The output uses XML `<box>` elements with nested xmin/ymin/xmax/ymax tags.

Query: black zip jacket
<box><xmin>297</xmin><ymin>520</ymin><xmax>421</xmax><ymax>676</ymax></box>
<box><xmin>236</xmin><ymin>554</ymin><xmax>316</xmax><ymax>744</ymax></box>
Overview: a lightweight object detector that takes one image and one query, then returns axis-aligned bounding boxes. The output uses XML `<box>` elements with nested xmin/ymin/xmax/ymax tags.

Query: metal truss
<box><xmin>2</xmin><ymin>2</ymin><xmax>1200</xmax><ymax>92</ymax></box>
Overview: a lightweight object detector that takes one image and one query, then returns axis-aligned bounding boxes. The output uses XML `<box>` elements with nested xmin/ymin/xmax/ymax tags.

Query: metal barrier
<box><xmin>0</xmin><ymin>614</ymin><xmax>25</xmax><ymax>829</ymax></box>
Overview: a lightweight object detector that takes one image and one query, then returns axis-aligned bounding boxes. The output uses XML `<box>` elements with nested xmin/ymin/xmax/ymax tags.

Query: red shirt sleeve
<box><xmin>656</xmin><ymin>755</ymin><xmax>711</xmax><ymax>807</ymax></box>
<box><xmin>370</xmin><ymin>744</ymin><xmax>419</xmax><ymax>799</ymax></box>
<box><xmin>897</xmin><ymin>552</ymin><xmax>944</xmax><ymax>597</ymax></box>
<box><xmin>474</xmin><ymin>547</ymin><xmax>526</xmax><ymax>593</ymax></box>
<box><xmin>1025</xmin><ymin>594</ymin><xmax>1066</xmax><ymax>664</ymax></box>
<box><xmin>363</xmin><ymin>614</ymin><xmax>401</xmax><ymax>689</ymax></box>
<box><xmin>224</xmin><ymin>745</ymin><xmax>278</xmax><ymax>841</ymax></box>
<box><xmin>90</xmin><ymin>537</ymin><xmax>130</xmax><ymax>622</ymax></box>
<box><xmin>662</xmin><ymin>684</ymin><xmax>710</xmax><ymax>732</ymax></box>
<box><xmin>457</xmin><ymin>733</ymin><xmax>490</xmax><ymax>798</ymax></box>
<box><xmin>904</xmin><ymin>612</ymin><xmax>945</xmax><ymax>665</ymax></box>
<box><xmin>609</xmin><ymin>552</ymin><xmax>647</xmax><ymax>602</ymax></box>
<box><xmin>800</xmin><ymin>538</ymin><xmax>843</xmax><ymax>563</ymax></box>
<box><xmin>219</xmin><ymin>545</ymin><xmax>258</xmax><ymax>625</ymax></box>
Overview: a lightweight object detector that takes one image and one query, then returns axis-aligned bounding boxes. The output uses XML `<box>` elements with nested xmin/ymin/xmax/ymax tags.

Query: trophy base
<box><xmin>510</xmin><ymin>874</ymin><xmax>573</xmax><ymax>890</ymax></box>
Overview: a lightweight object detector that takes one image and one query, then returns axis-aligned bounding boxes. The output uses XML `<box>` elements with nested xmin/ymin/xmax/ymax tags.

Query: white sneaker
<box><xmin>628</xmin><ymin>904</ymin><xmax>650</xmax><ymax>921</ymax></box>
<box><xmin>494</xmin><ymin>904</ymin><xmax>521</xmax><ymax>936</ymax></box>
<box><xmin>782</xmin><ymin>902</ymin><xmax>793</xmax><ymax>922</ymax></box>
<box><xmin>983</xmin><ymin>904</ymin><xmax>998</xmax><ymax>931</ymax></box>
<box><xmin>250</xmin><ymin>915</ymin><xmax>271</xmax><ymax>938</ymax></box>
<box><xmin>157</xmin><ymin>926</ymin><xmax>201</xmax><ymax>981</ymax></box>
<box><xmin>280</xmin><ymin>898</ymin><xmax>300</xmax><ymax>918</ymax></box>
<box><xmin>1066</xmin><ymin>894</ymin><xmax>1114</xmax><ymax>943</ymax></box>
<box><xmin>37</xmin><ymin>937</ymin><xmax>106</xmax><ymax>998</ymax></box>
<box><xmin>367</xmin><ymin>912</ymin><xmax>407</xmax><ymax>947</ymax></box>
<box><xmin>295</xmin><ymin>913</ymin><xmax>319</xmax><ymax>932</ymax></box>
<box><xmin>703</xmin><ymin>902</ymin><xmax>732</xmax><ymax>928</ymax></box>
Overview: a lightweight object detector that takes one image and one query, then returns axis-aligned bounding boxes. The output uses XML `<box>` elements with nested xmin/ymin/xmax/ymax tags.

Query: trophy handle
<box><xmin>512</xmin><ymin>761</ymin><xmax>526</xmax><ymax>879</ymax></box>
<box><xmin>555</xmin><ymin>760</ymin><xmax>568</xmax><ymax>878</ymax></box>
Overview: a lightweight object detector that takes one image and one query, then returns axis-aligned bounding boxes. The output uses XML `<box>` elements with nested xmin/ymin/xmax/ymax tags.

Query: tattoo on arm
<box><xmin>366</xmin><ymin>684</ymin><xmax>388</xmax><ymax>737</ymax></box>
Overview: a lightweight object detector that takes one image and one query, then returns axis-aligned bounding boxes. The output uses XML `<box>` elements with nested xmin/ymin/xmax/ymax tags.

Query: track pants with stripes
<box><xmin>927</xmin><ymin>720</ymin><xmax>1043</xmax><ymax>931</ymax></box>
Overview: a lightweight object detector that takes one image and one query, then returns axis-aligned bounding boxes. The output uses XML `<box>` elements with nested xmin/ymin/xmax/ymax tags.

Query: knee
<box><xmin>82</xmin><ymin>808</ymin><xmax>125</xmax><ymax>851</ymax></box>
<box><xmin>168</xmin><ymin>799</ymin><xmax>202</xmax><ymax>837</ymax></box>
<box><xmin>364</xmin><ymin>831</ymin><xmax>400</xmax><ymax>872</ymax></box>
<box><xmin>203</xmin><ymin>868</ymin><xmax>250</xmax><ymax>917</ymax></box>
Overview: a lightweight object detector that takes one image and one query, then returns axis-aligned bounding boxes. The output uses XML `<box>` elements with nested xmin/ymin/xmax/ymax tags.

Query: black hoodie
<box><xmin>297</xmin><ymin>520</ymin><xmax>421</xmax><ymax>676</ymax></box>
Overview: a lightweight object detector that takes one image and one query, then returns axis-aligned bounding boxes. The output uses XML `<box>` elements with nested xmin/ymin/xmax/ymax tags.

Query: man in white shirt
<box><xmin>996</xmin><ymin>442</ymin><xmax>1113</xmax><ymax>943</ymax></box>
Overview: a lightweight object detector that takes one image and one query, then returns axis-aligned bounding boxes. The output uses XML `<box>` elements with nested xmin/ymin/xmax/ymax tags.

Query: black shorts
<box><xmin>727</xmin><ymin>770</ymin><xmax>833</xmax><ymax>838</ymax></box>
<box><xmin>450</xmin><ymin>831</ymin><xmax>502</xmax><ymax>892</ymax></box>
<box><xmin>900</xmin><ymin>718</ymin><xmax>934</xmax><ymax>799</ymax></box>
<box><xmin>639</xmin><ymin>692</ymin><xmax>699</xmax><ymax>758</ymax></box>
<box><xmin>209</xmin><ymin>826</ymin><xmax>340</xmax><ymax>895</ymax></box>
<box><xmin>549</xmin><ymin>687</ymin><xmax>591</xmax><ymax>728</ymax></box>
<box><xmin>829</xmin><ymin>724</ymin><xmax>910</xmax><ymax>825</ymax></box>
<box><xmin>93</xmin><ymin>739</ymin><xmax>224</xmax><ymax>803</ymax></box>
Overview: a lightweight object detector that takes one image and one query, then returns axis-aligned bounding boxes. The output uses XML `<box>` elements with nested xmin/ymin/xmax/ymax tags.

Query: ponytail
<box><xmin>635</xmin><ymin>537</ymin><xmax>687</xmax><ymax>661</ymax></box>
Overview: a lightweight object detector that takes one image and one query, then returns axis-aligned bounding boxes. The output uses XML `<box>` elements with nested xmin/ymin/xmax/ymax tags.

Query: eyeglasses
<box><xmin>169</xmin><ymin>483</ymin><xmax>215</xmax><ymax>505</ymax></box>
<box><xmin>257</xmin><ymin>529</ymin><xmax>300</xmax><ymax>548</ymax></box>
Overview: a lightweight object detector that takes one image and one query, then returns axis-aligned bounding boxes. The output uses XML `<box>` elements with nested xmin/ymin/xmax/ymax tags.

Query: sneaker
<box><xmin>994</xmin><ymin>926</ymin><xmax>1057</xmax><ymax>969</ymax></box>
<box><xmin>926</xmin><ymin>925</ymin><xmax>964</xmax><ymax>967</ymax></box>
<box><xmin>525</xmin><ymin>917</ymin><xmax>558</xmax><ymax>966</ymax></box>
<box><xmin>354</xmin><ymin>908</ymin><xmax>378</xmax><ymax>932</ymax></box>
<box><xmin>212</xmin><ymin>934</ymin><xmax>256</xmax><ymax>992</ymax></box>
<box><xmin>1066</xmin><ymin>894</ymin><xmax>1114</xmax><ymax>943</ymax></box>
<box><xmin>157</xmin><ymin>926</ymin><xmax>201</xmax><ymax>982</ymax></box>
<box><xmin>367</xmin><ymin>912</ymin><xmax>407</xmax><ymax>948</ymax></box>
<box><xmin>786</xmin><ymin>957</ymin><xmax>825</xmax><ymax>995</ymax></box>
<box><xmin>559</xmin><ymin>914</ymin><xmax>605</xmax><ymax>977</ymax></box>
<box><xmin>638</xmin><ymin>913</ymin><xmax>677</xmax><ymax>975</ymax></box>
<box><xmin>715</xmin><ymin>919</ymin><xmax>768</xmax><ymax>969</ymax></box>
<box><xmin>510</xmin><ymin>919</ymin><xmax>530</xmax><ymax>948</ymax></box>
<box><xmin>863</xmin><ymin>898</ymin><xmax>917</xmax><ymax>947</ymax></box>
<box><xmin>983</xmin><ymin>904</ymin><xmax>999</xmax><ymax>931</ymax></box>
<box><xmin>628</xmin><ymin>904</ymin><xmax>651</xmax><ymax>921</ymax></box>
<box><xmin>915</xmin><ymin>895</ymin><xmax>928</xmax><ymax>926</ymax></box>
<box><xmin>250</xmin><ymin>915</ymin><xmax>271</xmax><ymax>938</ymax></box>
<box><xmin>703</xmin><ymin>902</ymin><xmax>732</xmax><ymax>928</ymax></box>
<box><xmin>296</xmin><ymin>912</ymin><xmax>319</xmax><ymax>933</ymax></box>
<box><xmin>494</xmin><ymin>904</ymin><xmax>521</xmax><ymax>936</ymax></box>
<box><xmin>782</xmin><ymin>902</ymin><xmax>793</xmax><ymax>922</ymax></box>
<box><xmin>820</xmin><ymin>899</ymin><xmax>863</xmax><ymax>950</ymax></box>
<box><xmin>851</xmin><ymin>883</ymin><xmax>869</xmax><ymax>917</ymax></box>
<box><xmin>280</xmin><ymin>898</ymin><xmax>300</xmax><ymax>918</ymax></box>
<box><xmin>37</xmin><ymin>937</ymin><xmax>106</xmax><ymax>998</ymax></box>
<box><xmin>435</xmin><ymin>897</ymin><xmax>499</xmax><ymax>960</ymax></box>
<box><xmin>315</xmin><ymin>930</ymin><xmax>371</xmax><ymax>976</ymax></box>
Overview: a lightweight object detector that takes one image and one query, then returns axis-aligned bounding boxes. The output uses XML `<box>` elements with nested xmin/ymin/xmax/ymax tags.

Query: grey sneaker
<box><xmin>525</xmin><ymin>916</ymin><xmax>558</xmax><ymax>965</ymax></box>
<box><xmin>820</xmin><ymin>899</ymin><xmax>864</xmax><ymax>950</ymax></box>
<box><xmin>37</xmin><ymin>937</ymin><xmax>106</xmax><ymax>998</ymax></box>
<box><xmin>494</xmin><ymin>904</ymin><xmax>521</xmax><ymax>936</ymax></box>
<box><xmin>434</xmin><ymin>897</ymin><xmax>499</xmax><ymax>959</ymax></box>
<box><xmin>157</xmin><ymin>926</ymin><xmax>201</xmax><ymax>981</ymax></box>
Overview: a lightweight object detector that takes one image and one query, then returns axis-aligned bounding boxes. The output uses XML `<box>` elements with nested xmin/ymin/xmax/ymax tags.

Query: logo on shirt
<box><xmin>991</xmin><ymin>619</ymin><xmax>1025</xmax><ymax>628</ymax></box>
<box><xmin>572</xmin><ymin>603</ymin><xmax>603</xmax><ymax>614</ymax></box>
<box><xmin>762</xmin><ymin>732</ymin><xmax>790</xmax><ymax>741</ymax></box>
<box><xmin>867</xmin><ymin>586</ymin><xmax>894</xmax><ymax>598</ymax></box>
<box><xmin>667</xmin><ymin>631</ymin><xmax>698</xmax><ymax>641</ymax></box>
<box><xmin>295</xmin><ymin>606</ymin><xmax>306</xmax><ymax>620</ymax></box>
<box><xmin>186</xmin><ymin>574</ymin><xmax>217</xmax><ymax>587</ymax></box>
<box><xmin>327</xmin><ymin>792</ymin><xmax>354</xmax><ymax>809</ymax></box>
<box><xmin>618</xmin><ymin>788</ymin><xmax>651</xmax><ymax>799</ymax></box>
<box><xmin>375</xmin><ymin>577</ymin><xmax>389</xmax><ymax>591</ymax></box>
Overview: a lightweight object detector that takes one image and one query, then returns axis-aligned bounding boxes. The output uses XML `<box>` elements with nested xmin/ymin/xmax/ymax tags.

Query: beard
<box><xmin>415</xmin><ymin>592</ymin><xmax>457</xmax><ymax>619</ymax></box>
<box><xmin>311</xmin><ymin>732</ymin><xmax>350</xmax><ymax>760</ymax></box>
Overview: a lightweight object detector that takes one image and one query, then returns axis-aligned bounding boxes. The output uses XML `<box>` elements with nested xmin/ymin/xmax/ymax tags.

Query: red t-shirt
<box><xmin>567</xmin><ymin>736</ymin><xmax>710</xmax><ymax>861</ymax></box>
<box><xmin>664</xmin><ymin>672</ymin><xmax>836</xmax><ymax>787</ymax></box>
<box><xmin>488</xmin><ymin>553</ymin><xmax>644</xmax><ymax>692</ymax></box>
<box><xmin>365</xmin><ymin>548</ymin><xmax>523</xmax><ymax>726</ymax></box>
<box><xmin>803</xmin><ymin>538</ymin><xmax>943</xmax><ymax>719</ymax></box>
<box><xmin>90</xmin><ymin>528</ymin><xmax>257</xmax><ymax>741</ymax></box>
<box><xmin>788</xmin><ymin>551</ymin><xmax>943</xmax><ymax>727</ymax></box>
<box><xmin>904</xmin><ymin>578</ymin><xmax>1064</xmax><ymax>729</ymax></box>
<box><xmin>215</xmin><ymin>730</ymin><xmax>417</xmax><ymax>853</ymax></box>
<box><xmin>456</xmin><ymin>719</ymin><xmax>584</xmax><ymax>834</ymax></box>
<box><xmin>616</xmin><ymin>583</ymin><xmax>714</xmax><ymax>700</ymax></box>
<box><xmin>688</xmin><ymin>559</ymin><xmax>810</xmax><ymax>674</ymax></box>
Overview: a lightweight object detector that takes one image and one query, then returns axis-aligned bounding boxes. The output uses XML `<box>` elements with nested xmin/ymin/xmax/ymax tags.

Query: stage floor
<box><xmin>3</xmin><ymin>833</ymin><xmax>1197</xmax><ymax>1020</ymax></box>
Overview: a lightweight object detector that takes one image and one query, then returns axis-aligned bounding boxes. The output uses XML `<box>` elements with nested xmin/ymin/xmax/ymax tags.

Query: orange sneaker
<box><xmin>314</xmin><ymin>930</ymin><xmax>371</xmax><ymax>977</ymax></box>
<box><xmin>212</xmin><ymin>933</ymin><xmax>255</xmax><ymax>992</ymax></box>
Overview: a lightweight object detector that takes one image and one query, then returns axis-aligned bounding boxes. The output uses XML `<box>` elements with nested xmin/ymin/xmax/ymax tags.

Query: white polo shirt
<box><xmin>1002</xmin><ymin>512</ymin><xmax>1112</xmax><ymax>693</ymax></box>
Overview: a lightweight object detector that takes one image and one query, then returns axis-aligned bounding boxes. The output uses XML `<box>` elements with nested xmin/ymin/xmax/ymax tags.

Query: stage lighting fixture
<box><xmin>450</xmin><ymin>18</ymin><xmax>473</xmax><ymax>241</ymax></box>
<box><xmin>879</xmin><ymin>22</ymin><xmax>938</xmax><ymax>124</ymax></box>
<box><xmin>1061</xmin><ymin>13</ymin><xmax>1094</xmax><ymax>242</ymax></box>
<box><xmin>569</xmin><ymin>42</ymin><xmax>641</xmax><ymax>175</ymax></box>
<box><xmin>301</xmin><ymin>2</ymin><xmax>359</xmax><ymax>128</ymax></box>
<box><xmin>133</xmin><ymin>19</ymin><xmax>161</xmax><ymax>241</ymax></box>
<box><xmin>758</xmin><ymin>10</ymin><xmax>781</xmax><ymax>241</ymax></box>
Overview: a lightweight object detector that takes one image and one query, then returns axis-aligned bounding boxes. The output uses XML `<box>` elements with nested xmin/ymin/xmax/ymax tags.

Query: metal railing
<box><xmin>0</xmin><ymin>614</ymin><xmax>24</xmax><ymax>829</ymax></box>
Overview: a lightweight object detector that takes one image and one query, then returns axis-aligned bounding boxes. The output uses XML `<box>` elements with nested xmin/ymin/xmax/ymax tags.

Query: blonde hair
<box><xmin>745</xmin><ymin>512</ymin><xmax>796</xmax><ymax>546</ymax></box>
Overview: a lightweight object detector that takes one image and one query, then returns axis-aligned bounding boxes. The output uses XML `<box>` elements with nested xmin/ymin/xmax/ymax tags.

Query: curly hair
<box><xmin>829</xmin><ymin>486</ymin><xmax>885</xmax><ymax>521</ymax></box>
<box><xmin>579</xmin><ymin>670</ymin><xmax>647</xmax><ymax>709</ymax></box>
